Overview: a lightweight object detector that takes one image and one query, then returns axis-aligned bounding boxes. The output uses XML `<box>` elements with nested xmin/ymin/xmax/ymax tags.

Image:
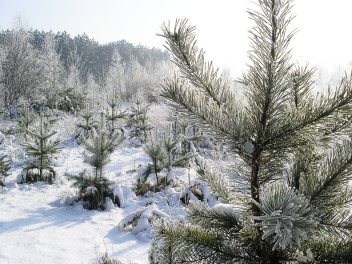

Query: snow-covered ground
<box><xmin>0</xmin><ymin>107</ymin><xmax>198</xmax><ymax>264</ymax></box>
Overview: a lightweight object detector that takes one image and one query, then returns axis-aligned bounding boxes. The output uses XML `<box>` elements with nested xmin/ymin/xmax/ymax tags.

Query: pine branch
<box><xmin>244</xmin><ymin>0</ymin><xmax>295</xmax><ymax>145</ymax></box>
<box><xmin>264</xmin><ymin>74</ymin><xmax>352</xmax><ymax>148</ymax></box>
<box><xmin>162</xmin><ymin>77</ymin><xmax>249</xmax><ymax>160</ymax></box>
<box><xmin>191</xmin><ymin>144</ymin><xmax>238</xmax><ymax>203</ymax></box>
<box><xmin>157</xmin><ymin>0</ymin><xmax>352</xmax><ymax>262</ymax></box>
<box><xmin>306</xmin><ymin>237</ymin><xmax>352</xmax><ymax>264</ymax></box>
<box><xmin>159</xmin><ymin>19</ymin><xmax>232</xmax><ymax>107</ymax></box>
<box><xmin>318</xmin><ymin>217</ymin><xmax>352</xmax><ymax>238</ymax></box>
<box><xmin>305</xmin><ymin>140</ymin><xmax>352</xmax><ymax>205</ymax></box>
<box><xmin>290</xmin><ymin>64</ymin><xmax>316</xmax><ymax>109</ymax></box>
<box><xmin>253</xmin><ymin>183</ymin><xmax>319</xmax><ymax>250</ymax></box>
<box><xmin>186</xmin><ymin>203</ymin><xmax>242</xmax><ymax>235</ymax></box>
<box><xmin>154</xmin><ymin>220</ymin><xmax>256</xmax><ymax>263</ymax></box>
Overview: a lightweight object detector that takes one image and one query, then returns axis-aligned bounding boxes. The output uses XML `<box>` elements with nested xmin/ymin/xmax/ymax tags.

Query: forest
<box><xmin>0</xmin><ymin>27</ymin><xmax>171</xmax><ymax>110</ymax></box>
<box><xmin>0</xmin><ymin>0</ymin><xmax>351</xmax><ymax>263</ymax></box>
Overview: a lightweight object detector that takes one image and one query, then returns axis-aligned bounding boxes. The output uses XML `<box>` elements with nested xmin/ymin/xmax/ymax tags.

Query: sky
<box><xmin>1</xmin><ymin>0</ymin><xmax>352</xmax><ymax>76</ymax></box>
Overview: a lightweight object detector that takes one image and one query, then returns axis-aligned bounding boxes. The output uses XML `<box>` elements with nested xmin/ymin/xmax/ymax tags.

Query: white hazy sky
<box><xmin>1</xmin><ymin>0</ymin><xmax>352</xmax><ymax>76</ymax></box>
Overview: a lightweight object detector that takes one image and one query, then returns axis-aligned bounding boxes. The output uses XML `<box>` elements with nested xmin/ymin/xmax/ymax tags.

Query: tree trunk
<box><xmin>250</xmin><ymin>150</ymin><xmax>264</xmax><ymax>257</ymax></box>
<box><xmin>154</xmin><ymin>161</ymin><xmax>159</xmax><ymax>184</ymax></box>
<box><xmin>250</xmin><ymin>149</ymin><xmax>280</xmax><ymax>264</ymax></box>
<box><xmin>40</xmin><ymin>154</ymin><xmax>43</xmax><ymax>181</ymax></box>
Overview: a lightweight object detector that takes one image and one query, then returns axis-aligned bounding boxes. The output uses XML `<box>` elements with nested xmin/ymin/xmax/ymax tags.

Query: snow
<box><xmin>0</xmin><ymin>183</ymin><xmax>150</xmax><ymax>264</ymax></box>
<box><xmin>0</xmin><ymin>112</ymin><xmax>198</xmax><ymax>263</ymax></box>
<box><xmin>0</xmin><ymin>146</ymin><xmax>151</xmax><ymax>264</ymax></box>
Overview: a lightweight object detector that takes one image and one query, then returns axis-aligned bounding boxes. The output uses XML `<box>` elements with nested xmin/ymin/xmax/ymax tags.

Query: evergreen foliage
<box><xmin>79</xmin><ymin>123</ymin><xmax>124</xmax><ymax>179</ymax></box>
<box><xmin>71</xmin><ymin>170</ymin><xmax>113</xmax><ymax>210</ymax></box>
<box><xmin>305</xmin><ymin>238</ymin><xmax>352</xmax><ymax>264</ymax></box>
<box><xmin>192</xmin><ymin>146</ymin><xmax>235</xmax><ymax>203</ymax></box>
<box><xmin>170</xmin><ymin>118</ymin><xmax>203</xmax><ymax>156</ymax></box>
<box><xmin>163</xmin><ymin>134</ymin><xmax>191</xmax><ymax>170</ymax></box>
<box><xmin>144</xmin><ymin>139</ymin><xmax>165</xmax><ymax>185</ymax></box>
<box><xmin>21</xmin><ymin>116</ymin><xmax>60</xmax><ymax>183</ymax></box>
<box><xmin>98</xmin><ymin>253</ymin><xmax>124</xmax><ymax>264</ymax></box>
<box><xmin>73</xmin><ymin>120</ymin><xmax>125</xmax><ymax>210</ymax></box>
<box><xmin>57</xmin><ymin>87</ymin><xmax>86</xmax><ymax>113</ymax></box>
<box><xmin>153</xmin><ymin>0</ymin><xmax>352</xmax><ymax>262</ymax></box>
<box><xmin>106</xmin><ymin>94</ymin><xmax>126</xmax><ymax>132</ymax></box>
<box><xmin>0</xmin><ymin>155</ymin><xmax>11</xmax><ymax>186</ymax></box>
<box><xmin>76</xmin><ymin>106</ymin><xmax>98</xmax><ymax>139</ymax></box>
<box><xmin>39</xmin><ymin>35</ymin><xmax>65</xmax><ymax>109</ymax></box>
<box><xmin>16</xmin><ymin>107</ymin><xmax>37</xmax><ymax>135</ymax></box>
<box><xmin>143</xmin><ymin>131</ymin><xmax>192</xmax><ymax>187</ymax></box>
<box><xmin>129</xmin><ymin>97</ymin><xmax>152</xmax><ymax>143</ymax></box>
<box><xmin>135</xmin><ymin>180</ymin><xmax>154</xmax><ymax>196</ymax></box>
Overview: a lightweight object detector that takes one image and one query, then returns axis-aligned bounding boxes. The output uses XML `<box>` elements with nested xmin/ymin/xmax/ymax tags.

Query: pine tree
<box><xmin>129</xmin><ymin>97</ymin><xmax>152</xmax><ymax>143</ymax></box>
<box><xmin>58</xmin><ymin>48</ymin><xmax>86</xmax><ymax>113</ymax></box>
<box><xmin>71</xmin><ymin>170</ymin><xmax>114</xmax><ymax>210</ymax></box>
<box><xmin>107</xmin><ymin>93</ymin><xmax>126</xmax><ymax>132</ymax></box>
<box><xmin>74</xmin><ymin>120</ymin><xmax>125</xmax><ymax>209</ymax></box>
<box><xmin>143</xmin><ymin>129</ymin><xmax>192</xmax><ymax>187</ymax></box>
<box><xmin>161</xmin><ymin>130</ymin><xmax>192</xmax><ymax>184</ymax></box>
<box><xmin>171</xmin><ymin>117</ymin><xmax>203</xmax><ymax>155</ymax></box>
<box><xmin>144</xmin><ymin>139</ymin><xmax>166</xmax><ymax>185</ymax></box>
<box><xmin>0</xmin><ymin>155</ymin><xmax>11</xmax><ymax>186</ymax></box>
<box><xmin>153</xmin><ymin>0</ymin><xmax>352</xmax><ymax>263</ymax></box>
<box><xmin>79</xmin><ymin>121</ymin><xmax>124</xmax><ymax>179</ymax></box>
<box><xmin>76</xmin><ymin>105</ymin><xmax>97</xmax><ymax>139</ymax></box>
<box><xmin>16</xmin><ymin>106</ymin><xmax>37</xmax><ymax>135</ymax></box>
<box><xmin>21</xmin><ymin>116</ymin><xmax>60</xmax><ymax>183</ymax></box>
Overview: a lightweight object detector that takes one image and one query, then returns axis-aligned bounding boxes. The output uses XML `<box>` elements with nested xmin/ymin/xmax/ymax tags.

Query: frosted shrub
<box><xmin>71</xmin><ymin>171</ymin><xmax>114</xmax><ymax>210</ymax></box>
<box><xmin>0</xmin><ymin>155</ymin><xmax>11</xmax><ymax>186</ymax></box>
<box><xmin>140</xmin><ymin>130</ymin><xmax>192</xmax><ymax>192</ymax></box>
<box><xmin>98</xmin><ymin>253</ymin><xmax>124</xmax><ymax>264</ymax></box>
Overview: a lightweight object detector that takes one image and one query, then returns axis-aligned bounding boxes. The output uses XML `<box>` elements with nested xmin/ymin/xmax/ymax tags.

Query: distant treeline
<box><xmin>0</xmin><ymin>29</ymin><xmax>169</xmax><ymax>82</ymax></box>
<box><xmin>0</xmin><ymin>27</ymin><xmax>173</xmax><ymax>112</ymax></box>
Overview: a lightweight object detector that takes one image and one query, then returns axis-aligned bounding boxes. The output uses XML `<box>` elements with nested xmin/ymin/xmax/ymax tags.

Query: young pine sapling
<box><xmin>0</xmin><ymin>155</ymin><xmax>11</xmax><ymax>186</ymax></box>
<box><xmin>21</xmin><ymin>116</ymin><xmax>60</xmax><ymax>183</ymax></box>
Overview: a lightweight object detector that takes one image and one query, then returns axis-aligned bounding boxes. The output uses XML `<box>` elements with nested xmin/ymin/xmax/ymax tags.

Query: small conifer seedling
<box><xmin>21</xmin><ymin>116</ymin><xmax>60</xmax><ymax>183</ymax></box>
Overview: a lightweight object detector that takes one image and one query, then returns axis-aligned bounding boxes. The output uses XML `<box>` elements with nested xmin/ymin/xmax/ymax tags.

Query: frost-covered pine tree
<box><xmin>16</xmin><ymin>106</ymin><xmax>37</xmax><ymax>136</ymax></box>
<box><xmin>152</xmin><ymin>0</ymin><xmax>352</xmax><ymax>263</ymax></box>
<box><xmin>107</xmin><ymin>93</ymin><xmax>126</xmax><ymax>133</ymax></box>
<box><xmin>76</xmin><ymin>105</ymin><xmax>97</xmax><ymax>139</ymax></box>
<box><xmin>79</xmin><ymin>120</ymin><xmax>124</xmax><ymax>179</ymax></box>
<box><xmin>161</xmin><ymin>129</ymin><xmax>192</xmax><ymax>183</ymax></box>
<box><xmin>0</xmin><ymin>155</ymin><xmax>11</xmax><ymax>186</ymax></box>
<box><xmin>144</xmin><ymin>139</ymin><xmax>165</xmax><ymax>185</ymax></box>
<box><xmin>143</xmin><ymin>129</ymin><xmax>192</xmax><ymax>187</ymax></box>
<box><xmin>105</xmin><ymin>48</ymin><xmax>126</xmax><ymax>98</ymax></box>
<box><xmin>129</xmin><ymin>97</ymin><xmax>152</xmax><ymax>143</ymax></box>
<box><xmin>73</xmin><ymin>119</ymin><xmax>125</xmax><ymax>209</ymax></box>
<box><xmin>21</xmin><ymin>116</ymin><xmax>60</xmax><ymax>183</ymax></box>
<box><xmin>59</xmin><ymin>48</ymin><xmax>85</xmax><ymax>113</ymax></box>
